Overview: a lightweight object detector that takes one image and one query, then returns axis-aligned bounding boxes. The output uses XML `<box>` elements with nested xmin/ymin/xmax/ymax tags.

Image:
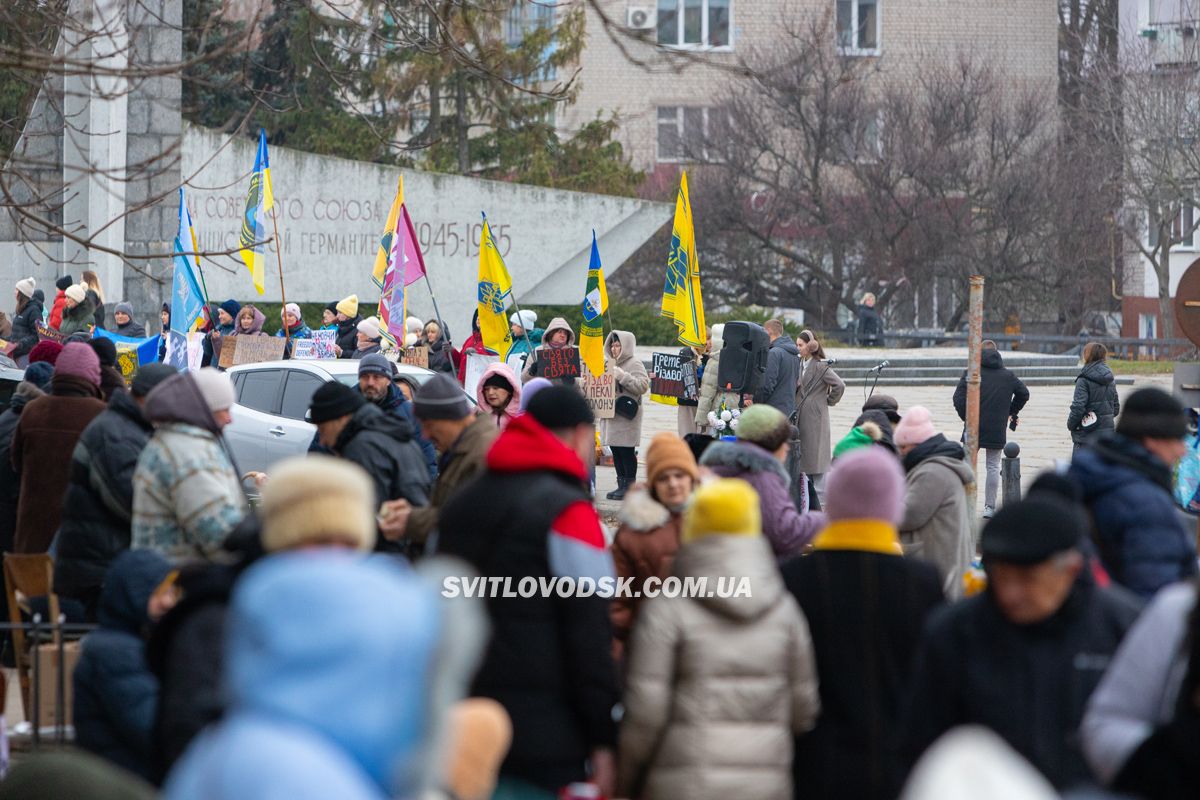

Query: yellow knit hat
<box><xmin>260</xmin><ymin>455</ymin><xmax>376</xmax><ymax>553</ymax></box>
<box><xmin>681</xmin><ymin>478</ymin><xmax>762</xmax><ymax>543</ymax></box>
<box><xmin>336</xmin><ymin>294</ymin><xmax>359</xmax><ymax>318</ymax></box>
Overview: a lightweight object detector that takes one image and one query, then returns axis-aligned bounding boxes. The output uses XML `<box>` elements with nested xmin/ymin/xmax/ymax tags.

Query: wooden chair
<box><xmin>3</xmin><ymin>553</ymin><xmax>59</xmax><ymax>721</ymax></box>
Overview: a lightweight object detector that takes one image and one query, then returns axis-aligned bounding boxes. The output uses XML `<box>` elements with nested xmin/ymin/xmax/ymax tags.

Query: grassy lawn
<box><xmin>1107</xmin><ymin>359</ymin><xmax>1177</xmax><ymax>375</ymax></box>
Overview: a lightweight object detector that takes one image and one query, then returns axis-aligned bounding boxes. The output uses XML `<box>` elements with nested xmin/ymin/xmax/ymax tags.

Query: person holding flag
<box><xmin>660</xmin><ymin>170</ymin><xmax>706</xmax><ymax>349</ymax></box>
<box><xmin>476</xmin><ymin>213</ymin><xmax>516</xmax><ymax>361</ymax></box>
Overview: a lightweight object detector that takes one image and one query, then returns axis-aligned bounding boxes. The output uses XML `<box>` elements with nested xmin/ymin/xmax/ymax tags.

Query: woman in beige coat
<box><xmin>795</xmin><ymin>330</ymin><xmax>845</xmax><ymax>503</ymax></box>
<box><xmin>618</xmin><ymin>478</ymin><xmax>821</xmax><ymax>800</ymax></box>
<box><xmin>604</xmin><ymin>330</ymin><xmax>650</xmax><ymax>500</ymax></box>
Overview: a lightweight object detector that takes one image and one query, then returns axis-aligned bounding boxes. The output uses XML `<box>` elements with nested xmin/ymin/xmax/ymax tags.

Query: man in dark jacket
<box><xmin>759</xmin><ymin>318</ymin><xmax>802</xmax><ymax>419</ymax></box>
<box><xmin>55</xmin><ymin>363</ymin><xmax>177</xmax><ymax>620</ymax></box>
<box><xmin>903</xmin><ymin>496</ymin><xmax>1142</xmax><ymax>790</ymax></box>
<box><xmin>378</xmin><ymin>373</ymin><xmax>497</xmax><ymax>549</ymax></box>
<box><xmin>952</xmin><ymin>342</ymin><xmax>1030</xmax><ymax>517</ymax></box>
<box><xmin>1069</xmin><ymin>387</ymin><xmax>1195</xmax><ymax>599</ymax></box>
<box><xmin>353</xmin><ymin>354</ymin><xmax>436</xmax><ymax>476</ymax></box>
<box><xmin>73</xmin><ymin>549</ymin><xmax>177</xmax><ymax>782</ymax></box>
<box><xmin>308</xmin><ymin>382</ymin><xmax>431</xmax><ymax>551</ymax></box>
<box><xmin>436</xmin><ymin>387</ymin><xmax>618</xmax><ymax>797</ymax></box>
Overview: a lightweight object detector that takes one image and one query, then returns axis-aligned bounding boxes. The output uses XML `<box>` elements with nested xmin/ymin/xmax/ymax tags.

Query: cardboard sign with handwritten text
<box><xmin>219</xmin><ymin>336</ymin><xmax>286</xmax><ymax>368</ymax></box>
<box><xmin>582</xmin><ymin>366</ymin><xmax>616</xmax><ymax>419</ymax></box>
<box><xmin>400</xmin><ymin>346</ymin><xmax>429</xmax><ymax>369</ymax></box>
<box><xmin>534</xmin><ymin>346</ymin><xmax>581</xmax><ymax>380</ymax></box>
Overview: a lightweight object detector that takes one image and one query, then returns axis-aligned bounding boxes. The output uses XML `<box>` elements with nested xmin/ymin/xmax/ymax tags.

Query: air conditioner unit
<box><xmin>627</xmin><ymin>6</ymin><xmax>655</xmax><ymax>30</ymax></box>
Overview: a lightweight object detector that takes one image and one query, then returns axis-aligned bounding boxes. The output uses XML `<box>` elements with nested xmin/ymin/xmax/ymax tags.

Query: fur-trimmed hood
<box><xmin>699</xmin><ymin>439</ymin><xmax>790</xmax><ymax>484</ymax></box>
<box><xmin>618</xmin><ymin>485</ymin><xmax>673</xmax><ymax>532</ymax></box>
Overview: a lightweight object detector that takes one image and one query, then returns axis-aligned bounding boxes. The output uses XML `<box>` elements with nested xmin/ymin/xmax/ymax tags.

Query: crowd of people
<box><xmin>0</xmin><ymin>279</ymin><xmax>1197</xmax><ymax>800</ymax></box>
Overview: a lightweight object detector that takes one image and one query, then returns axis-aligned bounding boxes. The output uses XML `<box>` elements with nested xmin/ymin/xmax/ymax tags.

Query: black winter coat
<box><xmin>10</xmin><ymin>295</ymin><xmax>43</xmax><ymax>360</ymax></box>
<box><xmin>858</xmin><ymin>304</ymin><xmax>884</xmax><ymax>343</ymax></box>
<box><xmin>0</xmin><ymin>385</ymin><xmax>40</xmax><ymax>553</ymax></box>
<box><xmin>427</xmin><ymin>335</ymin><xmax>455</xmax><ymax>374</ymax></box>
<box><xmin>89</xmin><ymin>289</ymin><xmax>105</xmax><ymax>329</ymax></box>
<box><xmin>335</xmin><ymin>315</ymin><xmax>361</xmax><ymax>359</ymax></box>
<box><xmin>54</xmin><ymin>391</ymin><xmax>154</xmax><ymax>617</ymax></box>
<box><xmin>759</xmin><ymin>336</ymin><xmax>802</xmax><ymax>419</ymax></box>
<box><xmin>73</xmin><ymin>550</ymin><xmax>171</xmax><ymax>782</ymax></box>
<box><xmin>784</xmin><ymin>547</ymin><xmax>944</xmax><ymax>800</ymax></box>
<box><xmin>902</xmin><ymin>576</ymin><xmax>1142</xmax><ymax>789</ymax></box>
<box><xmin>953</xmin><ymin>349</ymin><xmax>1030</xmax><ymax>450</ymax></box>
<box><xmin>333</xmin><ymin>402</ymin><xmax>431</xmax><ymax>513</ymax></box>
<box><xmin>114</xmin><ymin>321</ymin><xmax>146</xmax><ymax>339</ymax></box>
<box><xmin>1068</xmin><ymin>361</ymin><xmax>1120</xmax><ymax>445</ymax></box>
<box><xmin>437</xmin><ymin>416</ymin><xmax>618</xmax><ymax>793</ymax></box>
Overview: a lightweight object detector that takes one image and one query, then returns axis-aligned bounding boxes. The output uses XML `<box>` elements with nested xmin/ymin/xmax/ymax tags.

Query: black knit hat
<box><xmin>1116</xmin><ymin>387</ymin><xmax>1187</xmax><ymax>441</ymax></box>
<box><xmin>526</xmin><ymin>385</ymin><xmax>594</xmax><ymax>430</ymax></box>
<box><xmin>981</xmin><ymin>496</ymin><xmax>1085</xmax><ymax>565</ymax></box>
<box><xmin>55</xmin><ymin>275</ymin><xmax>74</xmax><ymax>291</ymax></box>
<box><xmin>307</xmin><ymin>381</ymin><xmax>365</xmax><ymax>423</ymax></box>
<box><xmin>88</xmin><ymin>337</ymin><xmax>117</xmax><ymax>367</ymax></box>
<box><xmin>325</xmin><ymin>301</ymin><xmax>339</xmax><ymax>314</ymax></box>
<box><xmin>413</xmin><ymin>373</ymin><xmax>473</xmax><ymax>421</ymax></box>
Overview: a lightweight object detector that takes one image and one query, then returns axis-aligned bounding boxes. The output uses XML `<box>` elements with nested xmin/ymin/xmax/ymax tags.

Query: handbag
<box><xmin>615</xmin><ymin>394</ymin><xmax>640</xmax><ymax>420</ymax></box>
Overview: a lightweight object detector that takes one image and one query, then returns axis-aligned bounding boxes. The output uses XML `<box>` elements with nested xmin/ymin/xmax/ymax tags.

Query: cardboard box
<box><xmin>34</xmin><ymin>640</ymin><xmax>80</xmax><ymax>730</ymax></box>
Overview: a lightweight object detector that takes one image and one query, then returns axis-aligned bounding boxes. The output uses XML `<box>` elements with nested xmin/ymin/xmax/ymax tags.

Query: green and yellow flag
<box><xmin>237</xmin><ymin>129</ymin><xmax>274</xmax><ymax>295</ymax></box>
<box><xmin>477</xmin><ymin>213</ymin><xmax>514</xmax><ymax>359</ymax></box>
<box><xmin>580</xmin><ymin>231</ymin><xmax>609</xmax><ymax>376</ymax></box>
<box><xmin>660</xmin><ymin>170</ymin><xmax>706</xmax><ymax>348</ymax></box>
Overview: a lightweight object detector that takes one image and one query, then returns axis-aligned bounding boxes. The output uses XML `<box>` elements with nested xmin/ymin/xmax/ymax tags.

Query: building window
<box><xmin>656</xmin><ymin>0</ymin><xmax>731</xmax><ymax>49</ymax></box>
<box><xmin>657</xmin><ymin>106</ymin><xmax>717</xmax><ymax>162</ymax></box>
<box><xmin>1148</xmin><ymin>198</ymin><xmax>1198</xmax><ymax>250</ymax></box>
<box><xmin>836</xmin><ymin>0</ymin><xmax>879</xmax><ymax>55</ymax></box>
<box><xmin>505</xmin><ymin>1</ymin><xmax>557</xmax><ymax>81</ymax></box>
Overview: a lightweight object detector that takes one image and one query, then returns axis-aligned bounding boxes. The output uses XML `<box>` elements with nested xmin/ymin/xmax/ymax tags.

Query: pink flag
<box><xmin>379</xmin><ymin>204</ymin><xmax>427</xmax><ymax>344</ymax></box>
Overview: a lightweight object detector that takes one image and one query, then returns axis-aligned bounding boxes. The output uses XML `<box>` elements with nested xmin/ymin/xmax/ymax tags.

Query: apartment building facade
<box><xmin>563</xmin><ymin>0</ymin><xmax>1058</xmax><ymax>175</ymax></box>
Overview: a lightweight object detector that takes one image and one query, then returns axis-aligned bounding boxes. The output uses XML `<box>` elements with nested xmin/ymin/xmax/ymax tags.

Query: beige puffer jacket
<box><xmin>618</xmin><ymin>534</ymin><xmax>821</xmax><ymax>800</ymax></box>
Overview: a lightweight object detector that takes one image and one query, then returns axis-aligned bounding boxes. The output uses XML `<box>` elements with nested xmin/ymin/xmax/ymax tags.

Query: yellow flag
<box><xmin>660</xmin><ymin>170</ymin><xmax>706</xmax><ymax>347</ymax></box>
<box><xmin>373</xmin><ymin>176</ymin><xmax>404</xmax><ymax>289</ymax></box>
<box><xmin>478</xmin><ymin>214</ymin><xmax>514</xmax><ymax>359</ymax></box>
<box><xmin>580</xmin><ymin>231</ymin><xmax>608</xmax><ymax>377</ymax></box>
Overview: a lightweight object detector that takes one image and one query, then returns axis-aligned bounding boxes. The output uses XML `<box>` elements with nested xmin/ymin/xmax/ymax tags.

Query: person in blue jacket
<box><xmin>73</xmin><ymin>550</ymin><xmax>177</xmax><ymax>781</ymax></box>
<box><xmin>1070</xmin><ymin>387</ymin><xmax>1197</xmax><ymax>599</ymax></box>
<box><xmin>163</xmin><ymin>552</ymin><xmax>481</xmax><ymax>800</ymax></box>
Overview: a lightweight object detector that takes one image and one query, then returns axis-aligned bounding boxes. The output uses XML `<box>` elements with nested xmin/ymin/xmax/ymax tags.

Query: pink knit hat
<box><xmin>54</xmin><ymin>342</ymin><xmax>101</xmax><ymax>388</ymax></box>
<box><xmin>824</xmin><ymin>447</ymin><xmax>906</xmax><ymax>524</ymax></box>
<box><xmin>893</xmin><ymin>405</ymin><xmax>937</xmax><ymax>448</ymax></box>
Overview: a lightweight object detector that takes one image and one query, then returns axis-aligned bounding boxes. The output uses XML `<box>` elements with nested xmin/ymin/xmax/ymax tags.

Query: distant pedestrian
<box><xmin>857</xmin><ymin>292</ymin><xmax>884</xmax><ymax>347</ymax></box>
<box><xmin>902</xmin><ymin>495</ymin><xmax>1142</xmax><ymax>790</ymax></box>
<box><xmin>1069</xmin><ymin>387</ymin><xmax>1196</xmax><ymax>599</ymax></box>
<box><xmin>784</xmin><ymin>448</ymin><xmax>943</xmax><ymax>800</ymax></box>
<box><xmin>795</xmin><ymin>330</ymin><xmax>845</xmax><ymax>502</ymax></box>
<box><xmin>1068</xmin><ymin>342</ymin><xmax>1120</xmax><ymax>454</ymax></box>
<box><xmin>759</xmin><ymin>318</ymin><xmax>801</xmax><ymax>419</ymax></box>
<box><xmin>952</xmin><ymin>341</ymin><xmax>1029</xmax><ymax>518</ymax></box>
<box><xmin>894</xmin><ymin>406</ymin><xmax>973</xmax><ymax>599</ymax></box>
<box><xmin>618</xmin><ymin>478</ymin><xmax>820</xmax><ymax>800</ymax></box>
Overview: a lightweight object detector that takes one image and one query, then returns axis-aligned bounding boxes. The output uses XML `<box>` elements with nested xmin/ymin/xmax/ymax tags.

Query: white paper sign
<box><xmin>464</xmin><ymin>351</ymin><xmax>500</xmax><ymax>393</ymax></box>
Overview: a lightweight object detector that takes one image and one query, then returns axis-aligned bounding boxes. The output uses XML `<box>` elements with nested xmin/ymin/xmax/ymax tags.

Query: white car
<box><xmin>224</xmin><ymin>359</ymin><xmax>464</xmax><ymax>475</ymax></box>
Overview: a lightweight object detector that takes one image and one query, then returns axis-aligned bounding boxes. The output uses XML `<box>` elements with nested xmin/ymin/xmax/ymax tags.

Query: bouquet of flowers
<box><xmin>706</xmin><ymin>400</ymin><xmax>741</xmax><ymax>436</ymax></box>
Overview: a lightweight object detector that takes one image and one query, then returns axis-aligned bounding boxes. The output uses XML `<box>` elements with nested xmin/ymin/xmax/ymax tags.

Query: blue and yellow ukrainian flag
<box><xmin>580</xmin><ymin>231</ymin><xmax>609</xmax><ymax>376</ymax></box>
<box><xmin>477</xmin><ymin>212</ymin><xmax>514</xmax><ymax>359</ymax></box>
<box><xmin>237</xmin><ymin>129</ymin><xmax>274</xmax><ymax>295</ymax></box>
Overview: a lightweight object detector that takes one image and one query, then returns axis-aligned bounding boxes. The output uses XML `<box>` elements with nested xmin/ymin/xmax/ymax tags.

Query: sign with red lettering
<box><xmin>534</xmin><ymin>346</ymin><xmax>581</xmax><ymax>380</ymax></box>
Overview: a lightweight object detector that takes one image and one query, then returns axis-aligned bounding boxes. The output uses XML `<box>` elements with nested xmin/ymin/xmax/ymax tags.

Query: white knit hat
<box><xmin>357</xmin><ymin>316</ymin><xmax>382</xmax><ymax>341</ymax></box>
<box><xmin>405</xmin><ymin>316</ymin><xmax>423</xmax><ymax>334</ymax></box>
<box><xmin>510</xmin><ymin>310</ymin><xmax>537</xmax><ymax>330</ymax></box>
<box><xmin>260</xmin><ymin>455</ymin><xmax>376</xmax><ymax>553</ymax></box>
<box><xmin>15</xmin><ymin>277</ymin><xmax>36</xmax><ymax>298</ymax></box>
<box><xmin>65</xmin><ymin>284</ymin><xmax>87</xmax><ymax>304</ymax></box>
<box><xmin>283</xmin><ymin>302</ymin><xmax>301</xmax><ymax>320</ymax></box>
<box><xmin>192</xmin><ymin>367</ymin><xmax>235</xmax><ymax>413</ymax></box>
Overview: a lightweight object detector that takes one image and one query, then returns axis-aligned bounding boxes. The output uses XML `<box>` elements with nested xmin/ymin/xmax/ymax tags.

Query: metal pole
<box><xmin>423</xmin><ymin>274</ymin><xmax>452</xmax><ymax>350</ymax></box>
<box><xmin>965</xmin><ymin>275</ymin><xmax>985</xmax><ymax>536</ymax></box>
<box><xmin>269</xmin><ymin>205</ymin><xmax>291</xmax><ymax>350</ymax></box>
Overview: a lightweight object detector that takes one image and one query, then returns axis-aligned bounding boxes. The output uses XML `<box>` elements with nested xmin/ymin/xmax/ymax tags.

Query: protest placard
<box><xmin>582</xmin><ymin>366</ymin><xmax>616</xmax><ymax>419</ymax></box>
<box><xmin>651</xmin><ymin>352</ymin><xmax>686</xmax><ymax>401</ymax></box>
<box><xmin>311</xmin><ymin>329</ymin><xmax>337</xmax><ymax>359</ymax></box>
<box><xmin>400</xmin><ymin>346</ymin><xmax>429</xmax><ymax>369</ymax></box>
<box><xmin>220</xmin><ymin>336</ymin><xmax>286</xmax><ymax>368</ymax></box>
<box><xmin>464</xmin><ymin>351</ymin><xmax>500</xmax><ymax>394</ymax></box>
<box><xmin>534</xmin><ymin>346</ymin><xmax>581</xmax><ymax>380</ymax></box>
<box><xmin>115</xmin><ymin>344</ymin><xmax>140</xmax><ymax>384</ymax></box>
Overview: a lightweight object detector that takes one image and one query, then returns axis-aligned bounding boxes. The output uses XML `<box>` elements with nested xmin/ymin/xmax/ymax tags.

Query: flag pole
<box><xmin>269</xmin><ymin>205</ymin><xmax>291</xmax><ymax>350</ymax></box>
<box><xmin>423</xmin><ymin>274</ymin><xmax>452</xmax><ymax>350</ymax></box>
<box><xmin>481</xmin><ymin>211</ymin><xmax>536</xmax><ymax>358</ymax></box>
